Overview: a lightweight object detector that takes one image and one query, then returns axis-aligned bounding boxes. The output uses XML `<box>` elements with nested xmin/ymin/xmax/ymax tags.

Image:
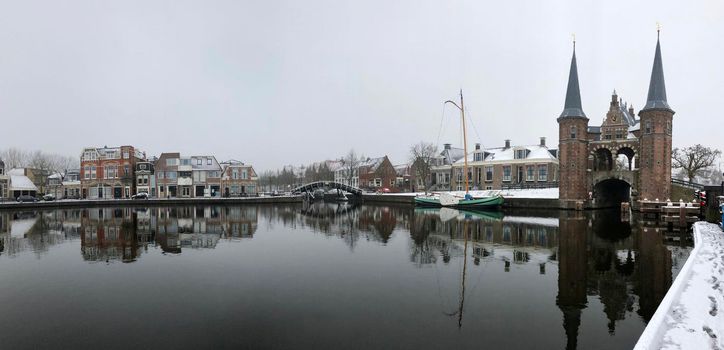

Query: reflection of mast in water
<box><xmin>443</xmin><ymin>218</ymin><xmax>469</xmax><ymax>329</ymax></box>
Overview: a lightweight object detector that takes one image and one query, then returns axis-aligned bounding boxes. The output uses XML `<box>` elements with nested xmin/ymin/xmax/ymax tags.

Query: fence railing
<box><xmin>672</xmin><ymin>178</ymin><xmax>705</xmax><ymax>190</ymax></box>
<box><xmin>501</xmin><ymin>182</ymin><xmax>559</xmax><ymax>190</ymax></box>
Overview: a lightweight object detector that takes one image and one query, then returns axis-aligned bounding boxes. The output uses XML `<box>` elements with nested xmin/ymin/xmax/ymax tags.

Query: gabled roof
<box><xmin>642</xmin><ymin>35</ymin><xmax>673</xmax><ymax>112</ymax></box>
<box><xmin>393</xmin><ymin>164</ymin><xmax>410</xmax><ymax>176</ymax></box>
<box><xmin>439</xmin><ymin>147</ymin><xmax>465</xmax><ymax>165</ymax></box>
<box><xmin>10</xmin><ymin>174</ymin><xmax>38</xmax><ymax>191</ymax></box>
<box><xmin>359</xmin><ymin>156</ymin><xmax>386</xmax><ymax>172</ymax></box>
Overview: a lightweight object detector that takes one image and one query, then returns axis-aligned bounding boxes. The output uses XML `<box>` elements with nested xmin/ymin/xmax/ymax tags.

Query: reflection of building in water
<box><xmin>411</xmin><ymin>209</ymin><xmax>559</xmax><ymax>268</ymax></box>
<box><xmin>150</xmin><ymin>206</ymin><xmax>259</xmax><ymax>253</ymax></box>
<box><xmin>81</xmin><ymin>208</ymin><xmax>141</xmax><ymax>263</ymax></box>
<box><xmin>412</xmin><ymin>207</ymin><xmax>677</xmax><ymax>346</ymax></box>
<box><xmin>634</xmin><ymin>226</ymin><xmax>673</xmax><ymax>321</ymax></box>
<box><xmin>0</xmin><ymin>210</ymin><xmax>80</xmax><ymax>257</ymax></box>
<box><xmin>294</xmin><ymin>203</ymin><xmax>413</xmax><ymax>250</ymax></box>
<box><xmin>557</xmin><ymin>211</ymin><xmax>588</xmax><ymax>350</ymax></box>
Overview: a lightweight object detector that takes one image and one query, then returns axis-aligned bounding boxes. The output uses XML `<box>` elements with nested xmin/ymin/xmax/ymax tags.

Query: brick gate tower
<box><xmin>638</xmin><ymin>32</ymin><xmax>674</xmax><ymax>202</ymax></box>
<box><xmin>557</xmin><ymin>32</ymin><xmax>674</xmax><ymax>209</ymax></box>
<box><xmin>557</xmin><ymin>42</ymin><xmax>589</xmax><ymax>205</ymax></box>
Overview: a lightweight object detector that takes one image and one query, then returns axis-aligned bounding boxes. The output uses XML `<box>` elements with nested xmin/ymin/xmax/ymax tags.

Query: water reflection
<box><xmin>0</xmin><ymin>203</ymin><xmax>691</xmax><ymax>349</ymax></box>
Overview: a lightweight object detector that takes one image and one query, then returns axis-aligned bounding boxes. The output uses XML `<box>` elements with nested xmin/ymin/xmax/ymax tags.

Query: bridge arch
<box><xmin>292</xmin><ymin>181</ymin><xmax>363</xmax><ymax>196</ymax></box>
<box><xmin>593</xmin><ymin>178</ymin><xmax>632</xmax><ymax>208</ymax></box>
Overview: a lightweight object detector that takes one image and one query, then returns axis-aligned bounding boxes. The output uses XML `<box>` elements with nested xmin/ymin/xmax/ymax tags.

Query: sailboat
<box><xmin>414</xmin><ymin>90</ymin><xmax>504</xmax><ymax>209</ymax></box>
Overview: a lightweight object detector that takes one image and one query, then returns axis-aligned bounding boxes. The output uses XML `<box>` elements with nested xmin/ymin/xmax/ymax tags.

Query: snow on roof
<box><xmin>49</xmin><ymin>173</ymin><xmax>63</xmax><ymax>179</ymax></box>
<box><xmin>62</xmin><ymin>180</ymin><xmax>81</xmax><ymax>186</ymax></box>
<box><xmin>8</xmin><ymin>168</ymin><xmax>24</xmax><ymax>176</ymax></box>
<box><xmin>360</xmin><ymin>156</ymin><xmax>386</xmax><ymax>171</ymax></box>
<box><xmin>10</xmin><ymin>175</ymin><xmax>38</xmax><ymax>191</ymax></box>
<box><xmin>455</xmin><ymin>145</ymin><xmax>557</xmax><ymax>165</ymax></box>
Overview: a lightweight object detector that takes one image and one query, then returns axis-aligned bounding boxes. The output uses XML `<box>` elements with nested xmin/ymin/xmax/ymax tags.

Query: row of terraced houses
<box><xmin>76</xmin><ymin>146</ymin><xmax>259</xmax><ymax>199</ymax></box>
<box><xmin>331</xmin><ymin>137</ymin><xmax>559</xmax><ymax>193</ymax></box>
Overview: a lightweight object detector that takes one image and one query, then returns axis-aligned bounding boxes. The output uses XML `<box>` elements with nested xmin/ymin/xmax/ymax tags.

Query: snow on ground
<box><xmin>635</xmin><ymin>222</ymin><xmax>724</xmax><ymax>350</ymax></box>
<box><xmin>502</xmin><ymin>216</ymin><xmax>559</xmax><ymax>227</ymax></box>
<box><xmin>375</xmin><ymin>187</ymin><xmax>559</xmax><ymax>199</ymax></box>
<box><xmin>498</xmin><ymin>187</ymin><xmax>558</xmax><ymax>199</ymax></box>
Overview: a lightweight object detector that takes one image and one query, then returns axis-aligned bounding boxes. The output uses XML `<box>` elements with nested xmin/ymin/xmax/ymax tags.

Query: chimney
<box><xmin>475</xmin><ymin>143</ymin><xmax>481</xmax><ymax>150</ymax></box>
<box><xmin>444</xmin><ymin>143</ymin><xmax>451</xmax><ymax>150</ymax></box>
<box><xmin>540</xmin><ymin>137</ymin><xmax>546</xmax><ymax>147</ymax></box>
<box><xmin>504</xmin><ymin>139</ymin><xmax>511</xmax><ymax>149</ymax></box>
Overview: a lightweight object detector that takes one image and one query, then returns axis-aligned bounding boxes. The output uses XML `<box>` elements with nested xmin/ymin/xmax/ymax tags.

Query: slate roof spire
<box><xmin>559</xmin><ymin>40</ymin><xmax>587</xmax><ymax>119</ymax></box>
<box><xmin>642</xmin><ymin>30</ymin><xmax>672</xmax><ymax>112</ymax></box>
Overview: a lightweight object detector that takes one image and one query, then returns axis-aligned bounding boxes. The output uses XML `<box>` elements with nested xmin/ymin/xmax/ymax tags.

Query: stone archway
<box><xmin>593</xmin><ymin>178</ymin><xmax>631</xmax><ymax>208</ymax></box>
<box><xmin>593</xmin><ymin>148</ymin><xmax>614</xmax><ymax>171</ymax></box>
<box><xmin>615</xmin><ymin>147</ymin><xmax>636</xmax><ymax>171</ymax></box>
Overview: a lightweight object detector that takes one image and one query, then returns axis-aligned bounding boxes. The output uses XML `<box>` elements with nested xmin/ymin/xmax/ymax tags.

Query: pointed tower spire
<box><xmin>559</xmin><ymin>41</ymin><xmax>587</xmax><ymax>119</ymax></box>
<box><xmin>642</xmin><ymin>31</ymin><xmax>672</xmax><ymax>112</ymax></box>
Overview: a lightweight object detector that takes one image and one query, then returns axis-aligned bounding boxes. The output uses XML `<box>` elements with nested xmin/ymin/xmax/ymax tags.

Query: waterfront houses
<box><xmin>450</xmin><ymin>138</ymin><xmax>559</xmax><ymax>191</ymax></box>
<box><xmin>47</xmin><ymin>169</ymin><xmax>81</xmax><ymax>199</ymax></box>
<box><xmin>80</xmin><ymin>146</ymin><xmax>145</xmax><ymax>199</ymax></box>
<box><xmin>155</xmin><ymin>153</ymin><xmax>223</xmax><ymax>198</ymax></box>
<box><xmin>358</xmin><ymin>156</ymin><xmax>397</xmax><ymax>191</ymax></box>
<box><xmin>220</xmin><ymin>160</ymin><xmax>258</xmax><ymax>197</ymax></box>
<box><xmin>135</xmin><ymin>161</ymin><xmax>155</xmax><ymax>196</ymax></box>
<box><xmin>7</xmin><ymin>168</ymin><xmax>39</xmax><ymax>199</ymax></box>
<box><xmin>429</xmin><ymin>143</ymin><xmax>466</xmax><ymax>191</ymax></box>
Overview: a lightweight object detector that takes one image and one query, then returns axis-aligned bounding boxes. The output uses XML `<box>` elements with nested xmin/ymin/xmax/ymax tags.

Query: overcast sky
<box><xmin>1</xmin><ymin>0</ymin><xmax>722</xmax><ymax>171</ymax></box>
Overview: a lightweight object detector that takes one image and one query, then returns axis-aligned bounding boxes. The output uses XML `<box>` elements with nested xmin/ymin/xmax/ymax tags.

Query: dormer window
<box><xmin>514</xmin><ymin>149</ymin><xmax>529</xmax><ymax>160</ymax></box>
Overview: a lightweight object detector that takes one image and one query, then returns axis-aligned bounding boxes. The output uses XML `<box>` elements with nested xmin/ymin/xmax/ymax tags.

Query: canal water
<box><xmin>0</xmin><ymin>203</ymin><xmax>691</xmax><ymax>349</ymax></box>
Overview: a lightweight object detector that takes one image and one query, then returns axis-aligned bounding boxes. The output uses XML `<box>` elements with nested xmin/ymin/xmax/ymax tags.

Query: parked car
<box><xmin>16</xmin><ymin>195</ymin><xmax>38</xmax><ymax>203</ymax></box>
<box><xmin>43</xmin><ymin>194</ymin><xmax>56</xmax><ymax>201</ymax></box>
<box><xmin>131</xmin><ymin>192</ymin><xmax>149</xmax><ymax>200</ymax></box>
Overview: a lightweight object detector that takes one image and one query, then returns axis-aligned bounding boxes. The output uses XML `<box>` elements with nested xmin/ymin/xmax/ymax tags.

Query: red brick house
<box><xmin>80</xmin><ymin>145</ymin><xmax>145</xmax><ymax>199</ymax></box>
<box><xmin>358</xmin><ymin>156</ymin><xmax>398</xmax><ymax>192</ymax></box>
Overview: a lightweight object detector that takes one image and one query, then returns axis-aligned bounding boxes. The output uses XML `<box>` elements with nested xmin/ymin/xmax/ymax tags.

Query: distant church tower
<box><xmin>557</xmin><ymin>42</ymin><xmax>589</xmax><ymax>203</ymax></box>
<box><xmin>638</xmin><ymin>32</ymin><xmax>674</xmax><ymax>201</ymax></box>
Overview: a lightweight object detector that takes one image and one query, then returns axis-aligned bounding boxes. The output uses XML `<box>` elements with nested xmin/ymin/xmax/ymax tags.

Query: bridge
<box><xmin>291</xmin><ymin>181</ymin><xmax>364</xmax><ymax>196</ymax></box>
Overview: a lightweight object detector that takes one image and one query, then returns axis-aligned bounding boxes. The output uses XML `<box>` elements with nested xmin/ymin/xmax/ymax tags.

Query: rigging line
<box><xmin>435</xmin><ymin>103</ymin><xmax>447</xmax><ymax>150</ymax></box>
<box><xmin>465</xmin><ymin>106</ymin><xmax>485</xmax><ymax>148</ymax></box>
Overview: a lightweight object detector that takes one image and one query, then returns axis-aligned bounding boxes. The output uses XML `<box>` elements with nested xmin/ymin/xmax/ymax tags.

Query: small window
<box><xmin>502</xmin><ymin>166</ymin><xmax>511</xmax><ymax>182</ymax></box>
<box><xmin>197</xmin><ymin>159</ymin><xmax>202</xmax><ymax>166</ymax></box>
<box><xmin>570</xmin><ymin>126</ymin><xmax>577</xmax><ymax>139</ymax></box>
<box><xmin>526</xmin><ymin>166</ymin><xmax>534</xmax><ymax>181</ymax></box>
<box><xmin>485</xmin><ymin>166</ymin><xmax>493</xmax><ymax>181</ymax></box>
<box><xmin>207</xmin><ymin>159</ymin><xmax>212</xmax><ymax>165</ymax></box>
<box><xmin>538</xmin><ymin>165</ymin><xmax>548</xmax><ymax>181</ymax></box>
<box><xmin>645</xmin><ymin>121</ymin><xmax>652</xmax><ymax>134</ymax></box>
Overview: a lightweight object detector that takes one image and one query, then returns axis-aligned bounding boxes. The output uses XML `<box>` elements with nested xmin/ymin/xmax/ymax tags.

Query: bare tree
<box><xmin>343</xmin><ymin>149</ymin><xmax>363</xmax><ymax>187</ymax></box>
<box><xmin>0</xmin><ymin>148</ymin><xmax>30</xmax><ymax>169</ymax></box>
<box><xmin>673</xmin><ymin>144</ymin><xmax>721</xmax><ymax>183</ymax></box>
<box><xmin>410</xmin><ymin>142</ymin><xmax>438</xmax><ymax>193</ymax></box>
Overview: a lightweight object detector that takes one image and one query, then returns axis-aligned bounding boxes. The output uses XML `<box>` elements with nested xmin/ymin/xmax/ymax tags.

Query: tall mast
<box><xmin>445</xmin><ymin>90</ymin><xmax>470</xmax><ymax>195</ymax></box>
<box><xmin>460</xmin><ymin>90</ymin><xmax>469</xmax><ymax>194</ymax></box>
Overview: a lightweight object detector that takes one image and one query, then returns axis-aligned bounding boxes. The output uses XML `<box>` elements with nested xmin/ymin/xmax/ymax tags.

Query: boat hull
<box><xmin>414</xmin><ymin>195</ymin><xmax>504</xmax><ymax>209</ymax></box>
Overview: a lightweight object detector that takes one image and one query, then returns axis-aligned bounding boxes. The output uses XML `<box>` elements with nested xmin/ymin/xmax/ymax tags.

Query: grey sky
<box><xmin>1</xmin><ymin>0</ymin><xmax>722</xmax><ymax>171</ymax></box>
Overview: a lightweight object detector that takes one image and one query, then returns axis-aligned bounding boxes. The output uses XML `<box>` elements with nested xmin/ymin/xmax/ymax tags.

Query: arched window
<box><xmin>570</xmin><ymin>125</ymin><xmax>577</xmax><ymax>139</ymax></box>
<box><xmin>645</xmin><ymin>120</ymin><xmax>652</xmax><ymax>134</ymax></box>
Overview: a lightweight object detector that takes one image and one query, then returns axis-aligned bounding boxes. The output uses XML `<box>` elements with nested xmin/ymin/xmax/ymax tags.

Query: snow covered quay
<box><xmin>635</xmin><ymin>222</ymin><xmax>724</xmax><ymax>349</ymax></box>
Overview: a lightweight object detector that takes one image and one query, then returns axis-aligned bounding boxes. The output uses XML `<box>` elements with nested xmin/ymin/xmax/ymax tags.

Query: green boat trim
<box><xmin>414</xmin><ymin>194</ymin><xmax>504</xmax><ymax>209</ymax></box>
